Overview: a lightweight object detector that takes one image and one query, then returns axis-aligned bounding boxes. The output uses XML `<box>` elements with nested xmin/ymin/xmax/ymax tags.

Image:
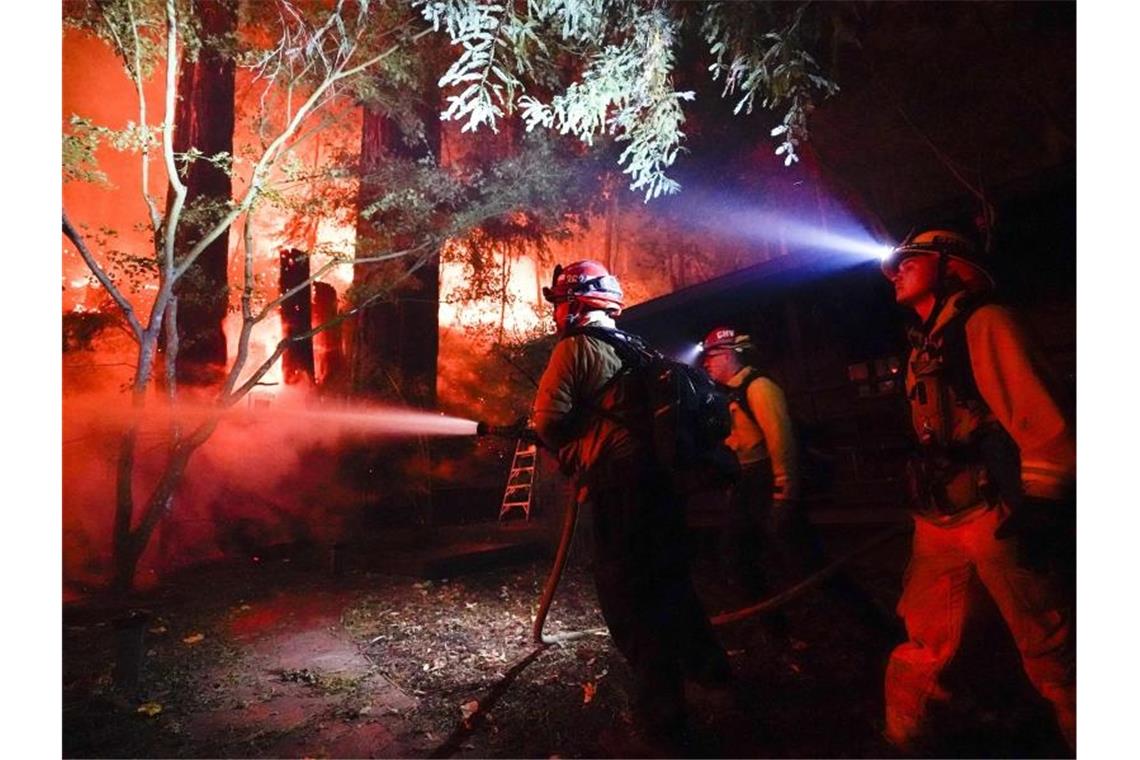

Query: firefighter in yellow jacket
<box><xmin>880</xmin><ymin>229</ymin><xmax>1075</xmax><ymax>752</ymax></box>
<box><xmin>701</xmin><ymin>327</ymin><xmax>896</xmax><ymax>640</ymax></box>
<box><xmin>532</xmin><ymin>260</ymin><xmax>729</xmax><ymax>747</ymax></box>
<box><xmin>700</xmin><ymin>327</ymin><xmax>799</xmax><ymax>609</ymax></box>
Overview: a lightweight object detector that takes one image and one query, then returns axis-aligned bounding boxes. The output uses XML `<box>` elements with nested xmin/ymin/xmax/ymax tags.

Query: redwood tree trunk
<box><xmin>313</xmin><ymin>282</ymin><xmax>345</xmax><ymax>387</ymax></box>
<box><xmin>350</xmin><ymin>63</ymin><xmax>443</xmax><ymax>530</ymax></box>
<box><xmin>280</xmin><ymin>249</ymin><xmax>315</xmax><ymax>385</ymax></box>
<box><xmin>352</xmin><ymin>86</ymin><xmax>442</xmax><ymax>407</ymax></box>
<box><xmin>166</xmin><ymin>0</ymin><xmax>237</xmax><ymax>386</ymax></box>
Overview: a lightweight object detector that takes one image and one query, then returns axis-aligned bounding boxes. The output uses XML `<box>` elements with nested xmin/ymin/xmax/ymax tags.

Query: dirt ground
<box><xmin>62</xmin><ymin>523</ymin><xmax>1072</xmax><ymax>759</ymax></box>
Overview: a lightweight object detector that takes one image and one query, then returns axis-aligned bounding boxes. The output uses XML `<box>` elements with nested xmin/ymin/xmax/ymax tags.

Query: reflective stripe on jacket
<box><xmin>906</xmin><ymin>291</ymin><xmax>1075</xmax><ymax>505</ymax></box>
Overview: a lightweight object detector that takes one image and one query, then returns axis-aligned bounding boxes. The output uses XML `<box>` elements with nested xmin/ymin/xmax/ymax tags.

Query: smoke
<box><xmin>62</xmin><ymin>376</ymin><xmax>483</xmax><ymax>595</ymax></box>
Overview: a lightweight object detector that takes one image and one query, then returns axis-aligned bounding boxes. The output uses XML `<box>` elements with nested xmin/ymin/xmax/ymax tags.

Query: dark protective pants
<box><xmin>723</xmin><ymin>463</ymin><xmax>895</xmax><ymax>637</ymax></box>
<box><xmin>723</xmin><ymin>463</ymin><xmax>778</xmax><ymax>599</ymax></box>
<box><xmin>589</xmin><ymin>456</ymin><xmax>730</xmax><ymax>733</ymax></box>
<box><xmin>884</xmin><ymin>505</ymin><xmax>1075</xmax><ymax>750</ymax></box>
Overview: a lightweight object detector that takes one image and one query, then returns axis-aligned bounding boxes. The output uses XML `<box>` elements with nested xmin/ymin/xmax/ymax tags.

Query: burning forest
<box><xmin>57</xmin><ymin>1</ymin><xmax>1081</xmax><ymax>758</ymax></box>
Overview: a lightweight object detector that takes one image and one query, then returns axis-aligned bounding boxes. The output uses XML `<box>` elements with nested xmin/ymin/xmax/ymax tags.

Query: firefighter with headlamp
<box><xmin>879</xmin><ymin>228</ymin><xmax>1075</xmax><ymax>752</ymax></box>
<box><xmin>700</xmin><ymin>327</ymin><xmax>797</xmax><ymax>636</ymax></box>
<box><xmin>700</xmin><ymin>326</ymin><xmax>896</xmax><ymax>643</ymax></box>
<box><xmin>532</xmin><ymin>260</ymin><xmax>730</xmax><ymax>750</ymax></box>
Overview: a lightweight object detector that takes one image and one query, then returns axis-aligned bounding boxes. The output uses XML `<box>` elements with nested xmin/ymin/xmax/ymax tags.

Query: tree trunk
<box><xmin>165</xmin><ymin>0</ymin><xmax>237</xmax><ymax>386</ymax></box>
<box><xmin>111</xmin><ymin>419</ymin><xmax>215</xmax><ymax>592</ymax></box>
<box><xmin>313</xmin><ymin>282</ymin><xmax>345</xmax><ymax>387</ymax></box>
<box><xmin>350</xmin><ymin>63</ymin><xmax>443</xmax><ymax>530</ymax></box>
<box><xmin>352</xmin><ymin>83</ymin><xmax>442</xmax><ymax>407</ymax></box>
<box><xmin>603</xmin><ymin>174</ymin><xmax>620</xmax><ymax>275</ymax></box>
<box><xmin>280</xmin><ymin>249</ymin><xmax>315</xmax><ymax>385</ymax></box>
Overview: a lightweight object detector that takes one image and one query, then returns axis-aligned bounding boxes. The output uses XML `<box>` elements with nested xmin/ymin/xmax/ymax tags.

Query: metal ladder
<box><xmin>499</xmin><ymin>438</ymin><xmax>538</xmax><ymax>521</ymax></box>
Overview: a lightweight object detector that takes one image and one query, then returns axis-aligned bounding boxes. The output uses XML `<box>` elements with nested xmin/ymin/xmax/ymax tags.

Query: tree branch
<box><xmin>172</xmin><ymin>42</ymin><xmax>405</xmax><ymax>286</ymax></box>
<box><xmin>162</xmin><ymin>295</ymin><xmax>181</xmax><ymax>447</ymax></box>
<box><xmin>62</xmin><ymin>211</ymin><xmax>144</xmax><ymax>339</ymax></box>
<box><xmin>219</xmin><ymin>216</ymin><xmax>258</xmax><ymax>399</ymax></box>
<box><xmin>161</xmin><ymin>0</ymin><xmax>187</xmax><ymax>277</ymax></box>
<box><xmin>253</xmin><ymin>244</ymin><xmax>430</xmax><ymax>323</ymax></box>
<box><xmin>126</xmin><ymin>0</ymin><xmax>162</xmax><ymax>232</ymax></box>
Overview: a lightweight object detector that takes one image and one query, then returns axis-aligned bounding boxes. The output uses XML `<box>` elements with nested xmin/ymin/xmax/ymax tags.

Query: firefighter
<box><xmin>879</xmin><ymin>228</ymin><xmax>1075</xmax><ymax>752</ymax></box>
<box><xmin>532</xmin><ymin>260</ymin><xmax>730</xmax><ymax>748</ymax></box>
<box><xmin>699</xmin><ymin>327</ymin><xmax>799</xmax><ymax>611</ymax></box>
<box><xmin>700</xmin><ymin>327</ymin><xmax>895</xmax><ymax>640</ymax></box>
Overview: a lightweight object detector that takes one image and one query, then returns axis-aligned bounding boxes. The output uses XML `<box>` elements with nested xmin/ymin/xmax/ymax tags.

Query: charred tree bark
<box><xmin>352</xmin><ymin>83</ymin><xmax>442</xmax><ymax>407</ymax></box>
<box><xmin>280</xmin><ymin>249</ymin><xmax>315</xmax><ymax>385</ymax></box>
<box><xmin>313</xmin><ymin>282</ymin><xmax>345</xmax><ymax>387</ymax></box>
<box><xmin>350</xmin><ymin>62</ymin><xmax>444</xmax><ymax>530</ymax></box>
<box><xmin>164</xmin><ymin>0</ymin><xmax>237</xmax><ymax>386</ymax></box>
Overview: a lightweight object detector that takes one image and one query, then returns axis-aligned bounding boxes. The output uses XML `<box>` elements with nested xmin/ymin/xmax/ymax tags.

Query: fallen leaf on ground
<box><xmin>148</xmin><ymin>626</ymin><xmax>167</xmax><ymax>635</ymax></box>
<box><xmin>460</xmin><ymin>699</ymin><xmax>479</xmax><ymax>721</ymax></box>
<box><xmin>182</xmin><ymin>633</ymin><xmax>205</xmax><ymax>644</ymax></box>
<box><xmin>137</xmin><ymin>702</ymin><xmax>163</xmax><ymax>717</ymax></box>
<box><xmin>582</xmin><ymin>681</ymin><xmax>597</xmax><ymax>704</ymax></box>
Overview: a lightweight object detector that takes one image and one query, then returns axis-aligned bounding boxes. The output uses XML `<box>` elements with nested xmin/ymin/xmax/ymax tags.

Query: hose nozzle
<box><xmin>475</xmin><ymin>416</ymin><xmax>536</xmax><ymax>441</ymax></box>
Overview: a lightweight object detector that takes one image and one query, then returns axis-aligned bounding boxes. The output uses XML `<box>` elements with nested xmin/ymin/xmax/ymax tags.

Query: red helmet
<box><xmin>701</xmin><ymin>326</ymin><xmax>752</xmax><ymax>354</ymax></box>
<box><xmin>881</xmin><ymin>228</ymin><xmax>995</xmax><ymax>291</ymax></box>
<box><xmin>542</xmin><ymin>260</ymin><xmax>624</xmax><ymax>314</ymax></box>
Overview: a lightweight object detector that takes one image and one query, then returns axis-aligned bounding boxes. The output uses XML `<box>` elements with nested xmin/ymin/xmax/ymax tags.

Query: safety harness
<box><xmin>905</xmin><ymin>294</ymin><xmax>1021</xmax><ymax>518</ymax></box>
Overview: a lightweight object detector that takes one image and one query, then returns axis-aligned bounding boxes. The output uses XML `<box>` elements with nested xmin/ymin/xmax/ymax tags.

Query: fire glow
<box><xmin>439</xmin><ymin>247</ymin><xmax>546</xmax><ymax>335</ymax></box>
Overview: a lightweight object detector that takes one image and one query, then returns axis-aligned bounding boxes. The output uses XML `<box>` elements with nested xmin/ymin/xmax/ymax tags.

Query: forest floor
<box><xmin>62</xmin><ymin>522</ymin><xmax>1071</xmax><ymax>758</ymax></box>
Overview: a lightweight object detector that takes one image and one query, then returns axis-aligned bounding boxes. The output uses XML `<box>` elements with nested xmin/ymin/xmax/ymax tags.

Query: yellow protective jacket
<box><xmin>906</xmin><ymin>291</ymin><xmax>1075</xmax><ymax>518</ymax></box>
<box><xmin>532</xmin><ymin>318</ymin><xmax>644</xmax><ymax>478</ymax></box>
<box><xmin>724</xmin><ymin>367</ymin><xmax>800</xmax><ymax>501</ymax></box>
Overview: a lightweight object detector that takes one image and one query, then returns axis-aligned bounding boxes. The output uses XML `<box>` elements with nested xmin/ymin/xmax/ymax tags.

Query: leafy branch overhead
<box><xmin>415</xmin><ymin>0</ymin><xmax>840</xmax><ymax>200</ymax></box>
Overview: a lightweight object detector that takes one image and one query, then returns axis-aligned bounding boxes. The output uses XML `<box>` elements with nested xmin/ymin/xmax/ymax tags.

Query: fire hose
<box><xmin>531</xmin><ymin>492</ymin><xmax>608</xmax><ymax>644</ymax></box>
<box><xmin>533</xmin><ymin>500</ymin><xmax>909</xmax><ymax>633</ymax></box>
<box><xmin>475</xmin><ymin>419</ymin><xmax>607</xmax><ymax>645</ymax></box>
<box><xmin>478</xmin><ymin>416</ymin><xmax>911</xmax><ymax>633</ymax></box>
<box><xmin>451</xmin><ymin>421</ymin><xmax>910</xmax><ymax>758</ymax></box>
<box><xmin>432</xmin><ymin>497</ymin><xmax>909</xmax><ymax>758</ymax></box>
<box><xmin>710</xmin><ymin>521</ymin><xmax>909</xmax><ymax>625</ymax></box>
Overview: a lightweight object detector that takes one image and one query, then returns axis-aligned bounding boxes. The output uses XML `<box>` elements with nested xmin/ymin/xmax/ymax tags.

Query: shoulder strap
<box><xmin>728</xmin><ymin>368</ymin><xmax>766</xmax><ymax>428</ymax></box>
<box><xmin>938</xmin><ymin>294</ymin><xmax>992</xmax><ymax>407</ymax></box>
<box><xmin>559</xmin><ymin>325</ymin><xmax>650</xmax><ymax>432</ymax></box>
<box><xmin>566</xmin><ymin>325</ymin><xmax>656</xmax><ymax>368</ymax></box>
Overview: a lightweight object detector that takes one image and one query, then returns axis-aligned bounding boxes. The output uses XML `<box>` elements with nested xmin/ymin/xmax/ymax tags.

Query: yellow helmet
<box><xmin>881</xmin><ymin>228</ymin><xmax>995</xmax><ymax>291</ymax></box>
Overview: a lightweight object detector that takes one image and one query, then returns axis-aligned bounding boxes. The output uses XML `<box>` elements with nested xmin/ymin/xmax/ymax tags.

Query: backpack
<box><xmin>569</xmin><ymin>326</ymin><xmax>739</xmax><ymax>495</ymax></box>
<box><xmin>726</xmin><ymin>368</ymin><xmax>836</xmax><ymax>499</ymax></box>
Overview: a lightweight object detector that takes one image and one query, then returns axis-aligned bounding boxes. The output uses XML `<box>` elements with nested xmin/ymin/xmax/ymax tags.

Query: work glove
<box><xmin>994</xmin><ymin>496</ymin><xmax>1075</xmax><ymax>574</ymax></box>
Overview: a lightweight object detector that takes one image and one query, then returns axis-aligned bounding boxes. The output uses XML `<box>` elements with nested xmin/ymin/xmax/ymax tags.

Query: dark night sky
<box><xmin>673</xmin><ymin>2</ymin><xmax>1075</xmax><ymax>230</ymax></box>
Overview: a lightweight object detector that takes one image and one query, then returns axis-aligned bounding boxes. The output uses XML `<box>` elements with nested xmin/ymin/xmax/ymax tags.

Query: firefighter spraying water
<box><xmin>526</xmin><ymin>259</ymin><xmax>732</xmax><ymax>752</ymax></box>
